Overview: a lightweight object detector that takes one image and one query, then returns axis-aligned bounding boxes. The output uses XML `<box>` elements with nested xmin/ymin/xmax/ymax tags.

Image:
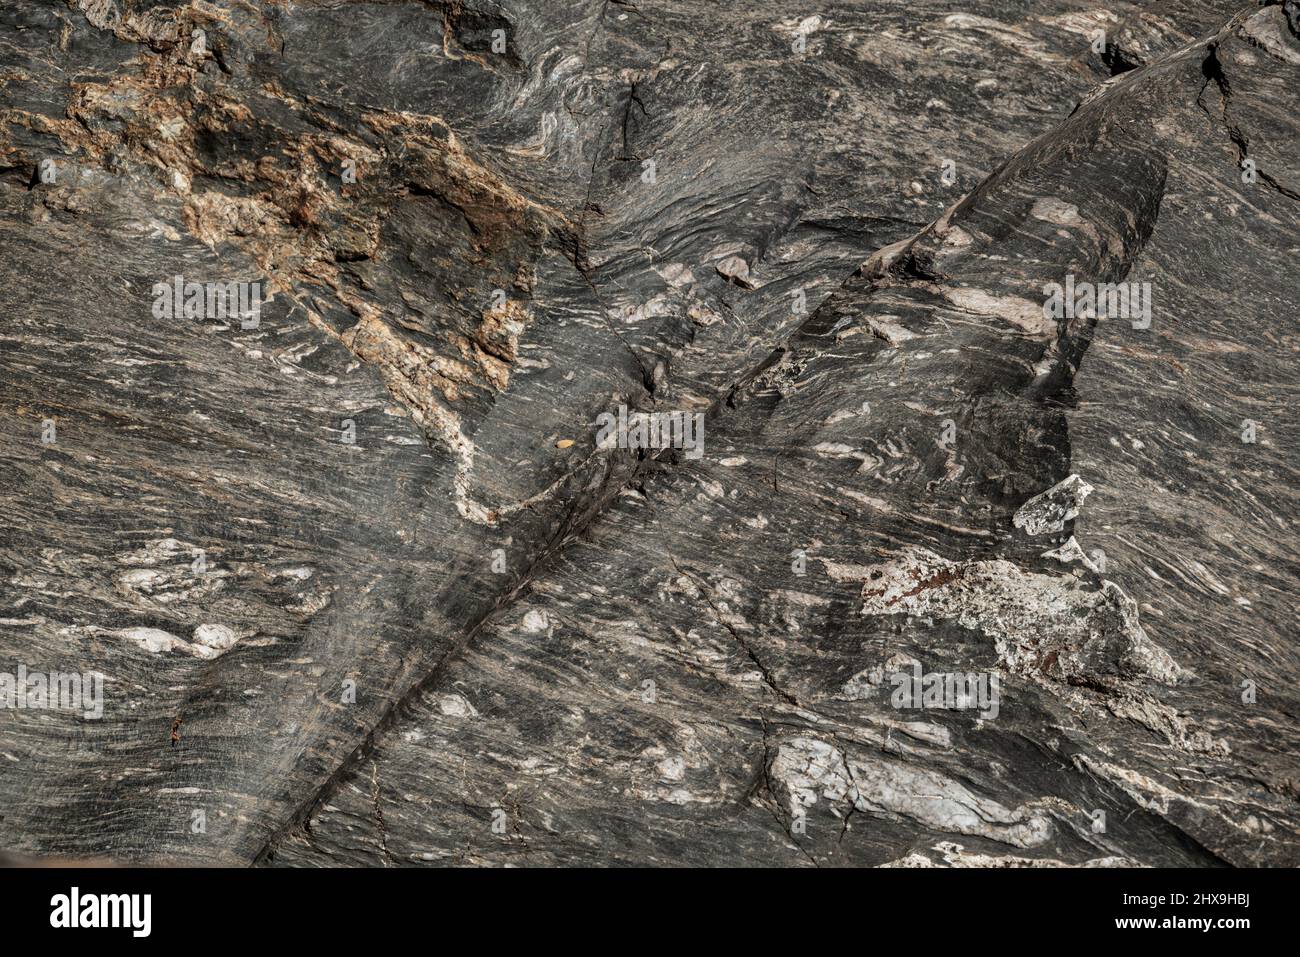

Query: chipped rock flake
<box><xmin>715</xmin><ymin>255</ymin><xmax>755</xmax><ymax>288</ymax></box>
<box><xmin>1013</xmin><ymin>474</ymin><xmax>1094</xmax><ymax>536</ymax></box>
<box><xmin>1042</xmin><ymin>535</ymin><xmax>1101</xmax><ymax>572</ymax></box>
<box><xmin>521</xmin><ymin>609</ymin><xmax>550</xmax><ymax>633</ymax></box>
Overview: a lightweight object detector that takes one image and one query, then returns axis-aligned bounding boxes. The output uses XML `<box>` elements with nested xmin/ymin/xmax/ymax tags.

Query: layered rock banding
<box><xmin>1</xmin><ymin>0</ymin><xmax>1296</xmax><ymax>867</ymax></box>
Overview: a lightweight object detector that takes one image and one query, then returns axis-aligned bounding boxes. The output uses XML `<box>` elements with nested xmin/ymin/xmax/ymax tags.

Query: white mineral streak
<box><xmin>769</xmin><ymin>737</ymin><xmax>1051</xmax><ymax>848</ymax></box>
<box><xmin>880</xmin><ymin>841</ymin><xmax>1135</xmax><ymax>868</ymax></box>
<box><xmin>106</xmin><ymin>624</ymin><xmax>241</xmax><ymax>660</ymax></box>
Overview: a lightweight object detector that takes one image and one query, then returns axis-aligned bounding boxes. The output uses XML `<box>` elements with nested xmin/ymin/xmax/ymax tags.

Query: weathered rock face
<box><xmin>0</xmin><ymin>1</ymin><xmax>1295</xmax><ymax>867</ymax></box>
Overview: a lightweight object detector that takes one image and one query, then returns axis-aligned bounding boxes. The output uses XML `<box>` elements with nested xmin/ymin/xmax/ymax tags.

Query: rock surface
<box><xmin>0</xmin><ymin>0</ymin><xmax>1296</xmax><ymax>867</ymax></box>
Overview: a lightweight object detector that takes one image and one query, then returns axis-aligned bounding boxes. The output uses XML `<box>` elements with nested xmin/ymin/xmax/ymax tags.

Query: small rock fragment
<box><xmin>1042</xmin><ymin>536</ymin><xmax>1101</xmax><ymax>572</ymax></box>
<box><xmin>715</xmin><ymin>255</ymin><xmax>755</xmax><ymax>288</ymax></box>
<box><xmin>1013</xmin><ymin>474</ymin><xmax>1094</xmax><ymax>536</ymax></box>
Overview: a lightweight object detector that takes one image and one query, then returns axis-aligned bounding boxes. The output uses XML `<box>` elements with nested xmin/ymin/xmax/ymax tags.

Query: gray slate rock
<box><xmin>0</xmin><ymin>0</ymin><xmax>1296</xmax><ymax>868</ymax></box>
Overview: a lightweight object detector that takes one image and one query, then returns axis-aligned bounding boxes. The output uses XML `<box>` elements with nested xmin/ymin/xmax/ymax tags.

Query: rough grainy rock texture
<box><xmin>0</xmin><ymin>0</ymin><xmax>1296</xmax><ymax>867</ymax></box>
